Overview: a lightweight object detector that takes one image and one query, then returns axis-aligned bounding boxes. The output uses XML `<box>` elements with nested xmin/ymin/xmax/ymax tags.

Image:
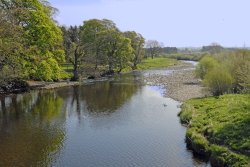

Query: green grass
<box><xmin>61</xmin><ymin>58</ymin><xmax>177</xmax><ymax>75</ymax></box>
<box><xmin>137</xmin><ymin>57</ymin><xmax>177</xmax><ymax>70</ymax></box>
<box><xmin>179</xmin><ymin>94</ymin><xmax>250</xmax><ymax>166</ymax></box>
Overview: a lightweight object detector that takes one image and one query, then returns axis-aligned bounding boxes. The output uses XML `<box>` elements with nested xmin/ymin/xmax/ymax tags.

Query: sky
<box><xmin>49</xmin><ymin>0</ymin><xmax>250</xmax><ymax>47</ymax></box>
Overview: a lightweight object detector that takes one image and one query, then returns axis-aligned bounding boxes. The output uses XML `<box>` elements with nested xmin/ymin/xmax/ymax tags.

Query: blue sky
<box><xmin>49</xmin><ymin>0</ymin><xmax>250</xmax><ymax>47</ymax></box>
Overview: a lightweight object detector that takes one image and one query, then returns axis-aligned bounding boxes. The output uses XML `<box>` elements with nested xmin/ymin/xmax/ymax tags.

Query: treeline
<box><xmin>195</xmin><ymin>50</ymin><xmax>250</xmax><ymax>95</ymax></box>
<box><xmin>0</xmin><ymin>0</ymin><xmax>148</xmax><ymax>82</ymax></box>
<box><xmin>61</xmin><ymin>20</ymin><xmax>145</xmax><ymax>80</ymax></box>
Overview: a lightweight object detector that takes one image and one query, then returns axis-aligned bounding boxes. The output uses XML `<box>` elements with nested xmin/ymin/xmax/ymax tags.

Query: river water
<box><xmin>0</xmin><ymin>69</ymin><xmax>210</xmax><ymax>167</ymax></box>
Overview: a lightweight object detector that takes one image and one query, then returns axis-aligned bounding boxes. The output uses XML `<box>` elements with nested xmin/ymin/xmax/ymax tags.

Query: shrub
<box><xmin>33</xmin><ymin>58</ymin><xmax>65</xmax><ymax>81</ymax></box>
<box><xmin>203</xmin><ymin>68</ymin><xmax>234</xmax><ymax>96</ymax></box>
<box><xmin>195</xmin><ymin>56</ymin><xmax>219</xmax><ymax>79</ymax></box>
<box><xmin>235</xmin><ymin>61</ymin><xmax>250</xmax><ymax>93</ymax></box>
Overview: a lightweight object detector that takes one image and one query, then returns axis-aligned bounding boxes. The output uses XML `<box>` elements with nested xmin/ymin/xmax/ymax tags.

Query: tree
<box><xmin>0</xmin><ymin>0</ymin><xmax>65</xmax><ymax>81</ymax></box>
<box><xmin>62</xmin><ymin>26</ymin><xmax>84</xmax><ymax>81</ymax></box>
<box><xmin>0</xmin><ymin>0</ymin><xmax>26</xmax><ymax>82</ymax></box>
<box><xmin>124</xmin><ymin>31</ymin><xmax>145</xmax><ymax>69</ymax></box>
<box><xmin>81</xmin><ymin>19</ymin><xmax>132</xmax><ymax>76</ymax></box>
<box><xmin>145</xmin><ymin>40</ymin><xmax>162</xmax><ymax>59</ymax></box>
<box><xmin>100</xmin><ymin>29</ymin><xmax>132</xmax><ymax>73</ymax></box>
<box><xmin>80</xmin><ymin>19</ymin><xmax>111</xmax><ymax>75</ymax></box>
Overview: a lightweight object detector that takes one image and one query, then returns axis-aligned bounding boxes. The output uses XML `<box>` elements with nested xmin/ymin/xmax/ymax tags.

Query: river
<box><xmin>0</xmin><ymin>69</ymin><xmax>210</xmax><ymax>167</ymax></box>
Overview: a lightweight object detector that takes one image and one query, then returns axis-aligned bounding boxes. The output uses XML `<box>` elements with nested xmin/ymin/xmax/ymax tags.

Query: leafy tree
<box><xmin>61</xmin><ymin>26</ymin><xmax>84</xmax><ymax>81</ymax></box>
<box><xmin>124</xmin><ymin>31</ymin><xmax>145</xmax><ymax>69</ymax></box>
<box><xmin>0</xmin><ymin>0</ymin><xmax>25</xmax><ymax>82</ymax></box>
<box><xmin>100</xmin><ymin>29</ymin><xmax>132</xmax><ymax>73</ymax></box>
<box><xmin>0</xmin><ymin>0</ymin><xmax>65</xmax><ymax>81</ymax></box>
<box><xmin>80</xmin><ymin>19</ymin><xmax>117</xmax><ymax>75</ymax></box>
<box><xmin>81</xmin><ymin>19</ymin><xmax>133</xmax><ymax>76</ymax></box>
<box><xmin>113</xmin><ymin>36</ymin><xmax>133</xmax><ymax>73</ymax></box>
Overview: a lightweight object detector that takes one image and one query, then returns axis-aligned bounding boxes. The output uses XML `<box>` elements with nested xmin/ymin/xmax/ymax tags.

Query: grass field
<box><xmin>137</xmin><ymin>57</ymin><xmax>177</xmax><ymax>70</ymax></box>
<box><xmin>61</xmin><ymin>57</ymin><xmax>178</xmax><ymax>74</ymax></box>
<box><xmin>179</xmin><ymin>94</ymin><xmax>250</xmax><ymax>166</ymax></box>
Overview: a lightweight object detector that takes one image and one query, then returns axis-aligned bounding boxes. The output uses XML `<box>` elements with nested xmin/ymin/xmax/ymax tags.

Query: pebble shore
<box><xmin>144</xmin><ymin>62</ymin><xmax>209</xmax><ymax>102</ymax></box>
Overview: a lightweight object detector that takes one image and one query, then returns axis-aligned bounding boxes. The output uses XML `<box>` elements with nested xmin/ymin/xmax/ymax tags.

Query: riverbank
<box><xmin>144</xmin><ymin>61</ymin><xmax>209</xmax><ymax>102</ymax></box>
<box><xmin>26</xmin><ymin>80</ymin><xmax>80</xmax><ymax>90</ymax></box>
<box><xmin>0</xmin><ymin>57</ymin><xmax>177</xmax><ymax>96</ymax></box>
<box><xmin>0</xmin><ymin>80</ymin><xmax>80</xmax><ymax>97</ymax></box>
<box><xmin>179</xmin><ymin>94</ymin><xmax>250</xmax><ymax>167</ymax></box>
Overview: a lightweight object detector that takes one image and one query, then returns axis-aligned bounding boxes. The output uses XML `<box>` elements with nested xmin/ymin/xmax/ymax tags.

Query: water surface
<box><xmin>0</xmin><ymin>71</ymin><xmax>210</xmax><ymax>167</ymax></box>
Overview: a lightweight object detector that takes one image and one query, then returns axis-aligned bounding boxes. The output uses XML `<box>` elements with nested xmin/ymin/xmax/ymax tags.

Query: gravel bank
<box><xmin>144</xmin><ymin>62</ymin><xmax>209</xmax><ymax>102</ymax></box>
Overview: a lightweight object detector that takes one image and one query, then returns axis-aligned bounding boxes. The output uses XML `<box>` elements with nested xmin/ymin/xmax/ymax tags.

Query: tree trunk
<box><xmin>72</xmin><ymin>51</ymin><xmax>79</xmax><ymax>81</ymax></box>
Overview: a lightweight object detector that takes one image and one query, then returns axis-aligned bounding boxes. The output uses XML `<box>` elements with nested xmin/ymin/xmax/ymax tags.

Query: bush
<box><xmin>195</xmin><ymin>56</ymin><xmax>219</xmax><ymax>79</ymax></box>
<box><xmin>204</xmin><ymin>67</ymin><xmax>234</xmax><ymax>96</ymax></box>
<box><xmin>235</xmin><ymin>61</ymin><xmax>250</xmax><ymax>93</ymax></box>
<box><xmin>196</xmin><ymin>50</ymin><xmax>250</xmax><ymax>95</ymax></box>
<box><xmin>33</xmin><ymin>58</ymin><xmax>65</xmax><ymax>81</ymax></box>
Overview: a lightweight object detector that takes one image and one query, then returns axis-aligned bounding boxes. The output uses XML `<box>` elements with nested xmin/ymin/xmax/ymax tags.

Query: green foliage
<box><xmin>196</xmin><ymin>50</ymin><xmax>250</xmax><ymax>95</ymax></box>
<box><xmin>204</xmin><ymin>67</ymin><xmax>234</xmax><ymax>95</ymax></box>
<box><xmin>179</xmin><ymin>94</ymin><xmax>250</xmax><ymax>166</ymax></box>
<box><xmin>195</xmin><ymin>55</ymin><xmax>219</xmax><ymax>79</ymax></box>
<box><xmin>80</xmin><ymin>19</ymin><xmax>134</xmax><ymax>76</ymax></box>
<box><xmin>124</xmin><ymin>31</ymin><xmax>145</xmax><ymax>69</ymax></box>
<box><xmin>0</xmin><ymin>0</ymin><xmax>65</xmax><ymax>81</ymax></box>
<box><xmin>33</xmin><ymin>58</ymin><xmax>67</xmax><ymax>81</ymax></box>
<box><xmin>61</xmin><ymin>25</ymin><xmax>83</xmax><ymax>81</ymax></box>
<box><xmin>223</xmin><ymin>50</ymin><xmax>250</xmax><ymax>93</ymax></box>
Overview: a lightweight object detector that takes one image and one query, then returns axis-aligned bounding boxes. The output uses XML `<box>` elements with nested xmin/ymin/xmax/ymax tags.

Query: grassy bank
<box><xmin>137</xmin><ymin>57</ymin><xmax>177</xmax><ymax>70</ymax></box>
<box><xmin>179</xmin><ymin>94</ymin><xmax>250</xmax><ymax>166</ymax></box>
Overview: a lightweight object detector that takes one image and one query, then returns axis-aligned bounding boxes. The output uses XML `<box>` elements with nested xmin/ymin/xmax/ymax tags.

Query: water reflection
<box><xmin>0</xmin><ymin>70</ymin><xmax>210</xmax><ymax>167</ymax></box>
<box><xmin>80</xmin><ymin>81</ymin><xmax>140</xmax><ymax>113</ymax></box>
<box><xmin>0</xmin><ymin>91</ymin><xmax>65</xmax><ymax>167</ymax></box>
